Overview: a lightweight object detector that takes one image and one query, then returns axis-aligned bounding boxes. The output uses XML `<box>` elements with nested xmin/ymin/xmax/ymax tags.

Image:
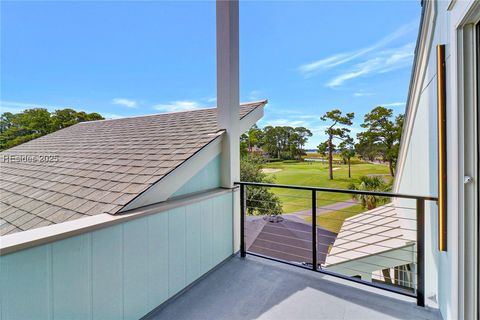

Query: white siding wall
<box><xmin>395</xmin><ymin>0</ymin><xmax>457</xmax><ymax>316</ymax></box>
<box><xmin>172</xmin><ymin>155</ymin><xmax>221</xmax><ymax>197</ymax></box>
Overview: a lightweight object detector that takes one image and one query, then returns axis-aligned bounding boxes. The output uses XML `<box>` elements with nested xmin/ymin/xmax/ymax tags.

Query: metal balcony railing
<box><xmin>235</xmin><ymin>181</ymin><xmax>438</xmax><ymax>307</ymax></box>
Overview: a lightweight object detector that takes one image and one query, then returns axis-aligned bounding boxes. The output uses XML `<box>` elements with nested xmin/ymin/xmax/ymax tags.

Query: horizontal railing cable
<box><xmin>237</xmin><ymin>181</ymin><xmax>438</xmax><ymax>201</ymax></box>
<box><xmin>253</xmin><ymin>234</ymin><xmax>416</xmax><ymax>265</ymax></box>
<box><xmin>251</xmin><ymin>216</ymin><xmax>417</xmax><ymax>244</ymax></box>
<box><xmin>237</xmin><ymin>181</ymin><xmax>434</xmax><ymax>306</ymax></box>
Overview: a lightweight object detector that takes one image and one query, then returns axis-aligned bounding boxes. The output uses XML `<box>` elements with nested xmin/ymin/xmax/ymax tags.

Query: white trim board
<box><xmin>239</xmin><ymin>104</ymin><xmax>264</xmax><ymax>134</ymax></box>
<box><xmin>394</xmin><ymin>0</ymin><xmax>437</xmax><ymax>192</ymax></box>
<box><xmin>0</xmin><ymin>188</ymin><xmax>233</xmax><ymax>256</ymax></box>
<box><xmin>121</xmin><ymin>135</ymin><xmax>223</xmax><ymax>211</ymax></box>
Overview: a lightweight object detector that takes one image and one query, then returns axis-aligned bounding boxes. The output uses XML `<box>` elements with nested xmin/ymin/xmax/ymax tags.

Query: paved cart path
<box><xmin>286</xmin><ymin>199</ymin><xmax>358</xmax><ymax>219</ymax></box>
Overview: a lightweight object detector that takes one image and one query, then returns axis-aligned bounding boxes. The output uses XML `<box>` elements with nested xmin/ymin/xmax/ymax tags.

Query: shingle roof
<box><xmin>245</xmin><ymin>215</ymin><xmax>337</xmax><ymax>265</ymax></box>
<box><xmin>324</xmin><ymin>204</ymin><xmax>412</xmax><ymax>266</ymax></box>
<box><xmin>0</xmin><ymin>101</ymin><xmax>265</xmax><ymax>236</ymax></box>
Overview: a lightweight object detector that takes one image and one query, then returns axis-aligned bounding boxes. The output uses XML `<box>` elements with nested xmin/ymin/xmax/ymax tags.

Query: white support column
<box><xmin>216</xmin><ymin>0</ymin><xmax>241</xmax><ymax>252</ymax></box>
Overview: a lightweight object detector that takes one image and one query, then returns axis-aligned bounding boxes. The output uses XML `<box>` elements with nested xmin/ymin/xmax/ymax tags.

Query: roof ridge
<box><xmin>79</xmin><ymin>99</ymin><xmax>268</xmax><ymax>124</ymax></box>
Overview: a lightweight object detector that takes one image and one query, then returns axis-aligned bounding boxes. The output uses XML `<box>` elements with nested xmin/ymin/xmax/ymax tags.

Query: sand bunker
<box><xmin>261</xmin><ymin>168</ymin><xmax>283</xmax><ymax>173</ymax></box>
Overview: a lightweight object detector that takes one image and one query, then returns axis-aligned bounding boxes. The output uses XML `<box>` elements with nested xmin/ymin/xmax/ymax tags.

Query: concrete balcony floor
<box><xmin>147</xmin><ymin>255</ymin><xmax>442</xmax><ymax>320</ymax></box>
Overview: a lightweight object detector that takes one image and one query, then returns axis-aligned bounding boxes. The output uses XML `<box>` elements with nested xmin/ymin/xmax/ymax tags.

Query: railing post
<box><xmin>312</xmin><ymin>190</ymin><xmax>317</xmax><ymax>271</ymax></box>
<box><xmin>416</xmin><ymin>198</ymin><xmax>425</xmax><ymax>307</ymax></box>
<box><xmin>240</xmin><ymin>184</ymin><xmax>246</xmax><ymax>258</ymax></box>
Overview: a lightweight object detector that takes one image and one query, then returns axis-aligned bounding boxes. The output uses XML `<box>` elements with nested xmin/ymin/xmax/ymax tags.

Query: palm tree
<box><xmin>348</xmin><ymin>176</ymin><xmax>391</xmax><ymax>210</ymax></box>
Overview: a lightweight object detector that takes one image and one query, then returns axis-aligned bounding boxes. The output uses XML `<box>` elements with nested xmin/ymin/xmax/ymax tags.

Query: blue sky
<box><xmin>1</xmin><ymin>1</ymin><xmax>421</xmax><ymax>148</ymax></box>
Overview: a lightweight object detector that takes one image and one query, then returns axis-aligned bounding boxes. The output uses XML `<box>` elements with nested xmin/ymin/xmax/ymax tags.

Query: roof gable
<box><xmin>0</xmin><ymin>101</ymin><xmax>266</xmax><ymax>235</ymax></box>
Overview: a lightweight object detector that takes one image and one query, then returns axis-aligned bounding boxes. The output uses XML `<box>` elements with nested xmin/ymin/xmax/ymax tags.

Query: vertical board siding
<box><xmin>0</xmin><ymin>192</ymin><xmax>233</xmax><ymax>320</ymax></box>
<box><xmin>52</xmin><ymin>234</ymin><xmax>92</xmax><ymax>320</ymax></box>
<box><xmin>0</xmin><ymin>245</ymin><xmax>51</xmax><ymax>320</ymax></box>
<box><xmin>91</xmin><ymin>225</ymin><xmax>123</xmax><ymax>320</ymax></box>
<box><xmin>200</xmin><ymin>200</ymin><xmax>214</xmax><ymax>274</ymax></box>
<box><xmin>168</xmin><ymin>207</ymin><xmax>187</xmax><ymax>297</ymax></box>
<box><xmin>218</xmin><ymin>194</ymin><xmax>233</xmax><ymax>260</ymax></box>
<box><xmin>185</xmin><ymin>204</ymin><xmax>202</xmax><ymax>284</ymax></box>
<box><xmin>213</xmin><ymin>195</ymin><xmax>232</xmax><ymax>264</ymax></box>
<box><xmin>147</xmin><ymin>212</ymin><xmax>169</xmax><ymax>311</ymax></box>
<box><xmin>223</xmin><ymin>196</ymin><xmax>233</xmax><ymax>259</ymax></box>
<box><xmin>123</xmin><ymin>219</ymin><xmax>149</xmax><ymax>320</ymax></box>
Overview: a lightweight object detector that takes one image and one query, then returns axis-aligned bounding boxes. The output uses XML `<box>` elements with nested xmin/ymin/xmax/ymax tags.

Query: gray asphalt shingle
<box><xmin>0</xmin><ymin>101</ymin><xmax>265</xmax><ymax>235</ymax></box>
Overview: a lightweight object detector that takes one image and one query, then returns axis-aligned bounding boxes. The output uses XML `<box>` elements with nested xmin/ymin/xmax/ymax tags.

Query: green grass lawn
<box><xmin>260</xmin><ymin>160</ymin><xmax>392</xmax><ymax>233</ymax></box>
<box><xmin>305</xmin><ymin>204</ymin><xmax>365</xmax><ymax>233</ymax></box>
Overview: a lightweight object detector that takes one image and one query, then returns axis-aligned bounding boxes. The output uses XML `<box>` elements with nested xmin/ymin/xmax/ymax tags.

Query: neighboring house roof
<box><xmin>250</xmin><ymin>146</ymin><xmax>264</xmax><ymax>153</ymax></box>
<box><xmin>0</xmin><ymin>101</ymin><xmax>266</xmax><ymax>236</ymax></box>
<box><xmin>325</xmin><ymin>204</ymin><xmax>414</xmax><ymax>267</ymax></box>
<box><xmin>245</xmin><ymin>215</ymin><xmax>337</xmax><ymax>265</ymax></box>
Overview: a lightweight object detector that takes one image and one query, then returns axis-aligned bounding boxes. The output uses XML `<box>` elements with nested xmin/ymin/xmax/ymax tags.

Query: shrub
<box><xmin>240</xmin><ymin>155</ymin><xmax>282</xmax><ymax>216</ymax></box>
<box><xmin>348</xmin><ymin>176</ymin><xmax>392</xmax><ymax>210</ymax></box>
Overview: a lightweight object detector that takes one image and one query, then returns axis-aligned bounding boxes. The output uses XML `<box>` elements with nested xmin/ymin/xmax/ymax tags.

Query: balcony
<box><xmin>147</xmin><ymin>255</ymin><xmax>441</xmax><ymax>320</ymax></box>
<box><xmin>144</xmin><ymin>182</ymin><xmax>441</xmax><ymax>320</ymax></box>
<box><xmin>0</xmin><ymin>179</ymin><xmax>441</xmax><ymax>319</ymax></box>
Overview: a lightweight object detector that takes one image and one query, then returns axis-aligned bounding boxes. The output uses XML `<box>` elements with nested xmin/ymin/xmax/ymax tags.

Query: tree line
<box><xmin>317</xmin><ymin>106</ymin><xmax>403</xmax><ymax>178</ymax></box>
<box><xmin>0</xmin><ymin>108</ymin><xmax>103</xmax><ymax>151</ymax></box>
<box><xmin>242</xmin><ymin>105</ymin><xmax>404</xmax><ymax>180</ymax></box>
<box><xmin>241</xmin><ymin>125</ymin><xmax>312</xmax><ymax>160</ymax></box>
<box><xmin>240</xmin><ymin>105</ymin><xmax>403</xmax><ymax>216</ymax></box>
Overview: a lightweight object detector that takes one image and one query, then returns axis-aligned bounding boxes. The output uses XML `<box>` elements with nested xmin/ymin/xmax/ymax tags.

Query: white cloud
<box><xmin>326</xmin><ymin>42</ymin><xmax>415</xmax><ymax>88</ymax></box>
<box><xmin>0</xmin><ymin>100</ymin><xmax>126</xmax><ymax>119</ymax></box>
<box><xmin>259</xmin><ymin>111</ymin><xmax>320</xmax><ymax>130</ymax></box>
<box><xmin>381</xmin><ymin>102</ymin><xmax>405</xmax><ymax>107</ymax></box>
<box><xmin>248</xmin><ymin>90</ymin><xmax>262</xmax><ymax>101</ymax></box>
<box><xmin>296</xmin><ymin>114</ymin><xmax>318</xmax><ymax>120</ymax></box>
<box><xmin>153</xmin><ymin>100</ymin><xmax>203</xmax><ymax>112</ymax></box>
<box><xmin>206</xmin><ymin>97</ymin><xmax>217</xmax><ymax>103</ymax></box>
<box><xmin>111</xmin><ymin>98</ymin><xmax>137</xmax><ymax>108</ymax></box>
<box><xmin>353</xmin><ymin>91</ymin><xmax>374</xmax><ymax>97</ymax></box>
<box><xmin>299</xmin><ymin>51</ymin><xmax>370</xmax><ymax>76</ymax></box>
<box><xmin>0</xmin><ymin>100</ymin><xmax>60</xmax><ymax>113</ymax></box>
<box><xmin>264</xmin><ymin>119</ymin><xmax>310</xmax><ymax>127</ymax></box>
<box><xmin>298</xmin><ymin>21</ymin><xmax>417</xmax><ymax>76</ymax></box>
<box><xmin>97</xmin><ymin>113</ymin><xmax>123</xmax><ymax>120</ymax></box>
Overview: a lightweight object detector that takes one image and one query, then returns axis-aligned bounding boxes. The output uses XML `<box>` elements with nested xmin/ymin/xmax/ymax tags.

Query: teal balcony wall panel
<box><xmin>0</xmin><ymin>245</ymin><xmax>52</xmax><ymax>319</ymax></box>
<box><xmin>168</xmin><ymin>207</ymin><xmax>187</xmax><ymax>297</ymax></box>
<box><xmin>92</xmin><ymin>224</ymin><xmax>124</xmax><ymax>320</ymax></box>
<box><xmin>123</xmin><ymin>218</ymin><xmax>149</xmax><ymax>319</ymax></box>
<box><xmin>146</xmin><ymin>211</ymin><xmax>169</xmax><ymax>311</ymax></box>
<box><xmin>172</xmin><ymin>155</ymin><xmax>221</xmax><ymax>197</ymax></box>
<box><xmin>0</xmin><ymin>192</ymin><xmax>233</xmax><ymax>320</ymax></box>
<box><xmin>52</xmin><ymin>234</ymin><xmax>92</xmax><ymax>320</ymax></box>
<box><xmin>200</xmin><ymin>200</ymin><xmax>215</xmax><ymax>274</ymax></box>
<box><xmin>186</xmin><ymin>203</ymin><xmax>203</xmax><ymax>284</ymax></box>
<box><xmin>213</xmin><ymin>194</ymin><xmax>233</xmax><ymax>263</ymax></box>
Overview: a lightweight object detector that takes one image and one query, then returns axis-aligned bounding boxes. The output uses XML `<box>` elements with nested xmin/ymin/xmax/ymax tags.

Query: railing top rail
<box><xmin>234</xmin><ymin>181</ymin><xmax>438</xmax><ymax>201</ymax></box>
